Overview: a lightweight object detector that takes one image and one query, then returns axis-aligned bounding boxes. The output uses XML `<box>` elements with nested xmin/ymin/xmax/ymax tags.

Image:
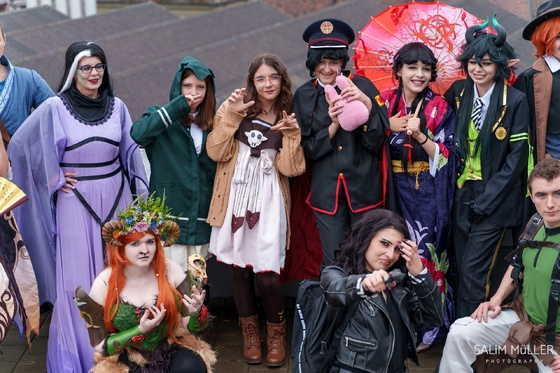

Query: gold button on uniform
<box><xmin>338</xmin><ymin>146</ymin><xmax>342</xmax><ymax>151</ymax></box>
<box><xmin>363</xmin><ymin>125</ymin><xmax>368</xmax><ymax>132</ymax></box>
<box><xmin>339</xmin><ymin>173</ymin><xmax>344</xmax><ymax>177</ymax></box>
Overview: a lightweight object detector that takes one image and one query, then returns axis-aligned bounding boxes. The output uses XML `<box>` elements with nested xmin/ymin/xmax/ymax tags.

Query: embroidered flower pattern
<box><xmin>421</xmin><ymin>243</ymin><xmax>449</xmax><ymax>303</ymax></box>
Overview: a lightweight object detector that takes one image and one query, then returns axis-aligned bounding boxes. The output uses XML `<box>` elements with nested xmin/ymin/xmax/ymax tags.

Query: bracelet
<box><xmin>188</xmin><ymin>305</ymin><xmax>209</xmax><ymax>333</ymax></box>
<box><xmin>418</xmin><ymin>135</ymin><xmax>429</xmax><ymax>145</ymax></box>
<box><xmin>106</xmin><ymin>325</ymin><xmax>144</xmax><ymax>356</ymax></box>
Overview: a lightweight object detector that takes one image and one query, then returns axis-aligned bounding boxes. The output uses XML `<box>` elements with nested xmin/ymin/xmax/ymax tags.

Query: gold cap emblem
<box><xmin>320</xmin><ymin>21</ymin><xmax>334</xmax><ymax>34</ymax></box>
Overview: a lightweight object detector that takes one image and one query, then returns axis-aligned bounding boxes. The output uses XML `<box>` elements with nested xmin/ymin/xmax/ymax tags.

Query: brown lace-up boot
<box><xmin>265</xmin><ymin>320</ymin><xmax>286</xmax><ymax>367</ymax></box>
<box><xmin>239</xmin><ymin>315</ymin><xmax>262</xmax><ymax>364</ymax></box>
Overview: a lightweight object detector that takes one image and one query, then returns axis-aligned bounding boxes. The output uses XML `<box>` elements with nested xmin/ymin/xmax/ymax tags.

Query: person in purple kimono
<box><xmin>8</xmin><ymin>40</ymin><xmax>148</xmax><ymax>373</ymax></box>
<box><xmin>378</xmin><ymin>42</ymin><xmax>458</xmax><ymax>352</ymax></box>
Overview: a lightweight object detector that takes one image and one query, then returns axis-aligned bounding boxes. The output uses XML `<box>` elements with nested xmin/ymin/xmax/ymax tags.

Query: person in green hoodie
<box><xmin>131</xmin><ymin>55</ymin><xmax>217</xmax><ymax>286</ymax></box>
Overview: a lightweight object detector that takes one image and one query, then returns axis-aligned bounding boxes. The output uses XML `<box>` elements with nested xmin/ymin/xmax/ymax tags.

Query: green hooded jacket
<box><xmin>131</xmin><ymin>56</ymin><xmax>216</xmax><ymax>245</ymax></box>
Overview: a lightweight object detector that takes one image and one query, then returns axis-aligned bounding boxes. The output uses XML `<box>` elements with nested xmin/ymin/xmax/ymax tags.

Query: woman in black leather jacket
<box><xmin>321</xmin><ymin>209</ymin><xmax>443</xmax><ymax>373</ymax></box>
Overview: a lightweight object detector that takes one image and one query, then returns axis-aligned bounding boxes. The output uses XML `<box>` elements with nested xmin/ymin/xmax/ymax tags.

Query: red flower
<box><xmin>421</xmin><ymin>258</ymin><xmax>445</xmax><ymax>292</ymax></box>
<box><xmin>421</xmin><ymin>257</ymin><xmax>436</xmax><ymax>275</ymax></box>
<box><xmin>433</xmin><ymin>270</ymin><xmax>446</xmax><ymax>293</ymax></box>
<box><xmin>131</xmin><ymin>335</ymin><xmax>145</xmax><ymax>343</ymax></box>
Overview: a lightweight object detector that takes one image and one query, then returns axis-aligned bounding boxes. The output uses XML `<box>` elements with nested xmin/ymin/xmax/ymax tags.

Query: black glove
<box><xmin>467</xmin><ymin>201</ymin><xmax>485</xmax><ymax>225</ymax></box>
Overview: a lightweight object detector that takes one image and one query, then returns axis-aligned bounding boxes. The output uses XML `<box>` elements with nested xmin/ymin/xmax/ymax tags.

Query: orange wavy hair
<box><xmin>530</xmin><ymin>18</ymin><xmax>560</xmax><ymax>58</ymax></box>
<box><xmin>103</xmin><ymin>231</ymin><xmax>181</xmax><ymax>340</ymax></box>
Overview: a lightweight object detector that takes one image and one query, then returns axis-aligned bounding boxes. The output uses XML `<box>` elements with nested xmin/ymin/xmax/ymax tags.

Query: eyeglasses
<box><xmin>77</xmin><ymin>63</ymin><xmax>106</xmax><ymax>74</ymax></box>
<box><xmin>254</xmin><ymin>74</ymin><xmax>281</xmax><ymax>86</ymax></box>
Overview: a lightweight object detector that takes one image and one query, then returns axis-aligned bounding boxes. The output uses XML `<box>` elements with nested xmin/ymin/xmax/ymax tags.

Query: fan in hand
<box><xmin>0</xmin><ymin>177</ymin><xmax>28</xmax><ymax>216</ymax></box>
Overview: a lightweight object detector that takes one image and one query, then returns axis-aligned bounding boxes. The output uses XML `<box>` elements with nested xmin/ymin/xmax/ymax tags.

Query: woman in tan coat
<box><xmin>206</xmin><ymin>53</ymin><xmax>305</xmax><ymax>367</ymax></box>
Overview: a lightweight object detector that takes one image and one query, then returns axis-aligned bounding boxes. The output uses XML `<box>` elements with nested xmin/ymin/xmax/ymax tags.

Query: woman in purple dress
<box><xmin>8</xmin><ymin>41</ymin><xmax>148</xmax><ymax>373</ymax></box>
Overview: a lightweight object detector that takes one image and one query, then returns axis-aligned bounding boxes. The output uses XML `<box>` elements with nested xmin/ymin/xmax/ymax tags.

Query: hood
<box><xmin>169</xmin><ymin>55</ymin><xmax>215</xmax><ymax>101</ymax></box>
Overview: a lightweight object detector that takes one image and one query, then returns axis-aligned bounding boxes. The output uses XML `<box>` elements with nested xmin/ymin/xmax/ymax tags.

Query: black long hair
<box><xmin>391</xmin><ymin>42</ymin><xmax>438</xmax><ymax>167</ymax></box>
<box><xmin>455</xmin><ymin>15</ymin><xmax>517</xmax><ymax>159</ymax></box>
<box><xmin>333</xmin><ymin>209</ymin><xmax>410</xmax><ymax>276</ymax></box>
<box><xmin>57</xmin><ymin>41</ymin><xmax>113</xmax><ymax>96</ymax></box>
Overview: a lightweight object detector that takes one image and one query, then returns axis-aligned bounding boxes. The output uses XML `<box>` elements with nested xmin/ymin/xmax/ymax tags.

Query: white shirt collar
<box><xmin>473</xmin><ymin>82</ymin><xmax>495</xmax><ymax>107</ymax></box>
<box><xmin>544</xmin><ymin>55</ymin><xmax>560</xmax><ymax>73</ymax></box>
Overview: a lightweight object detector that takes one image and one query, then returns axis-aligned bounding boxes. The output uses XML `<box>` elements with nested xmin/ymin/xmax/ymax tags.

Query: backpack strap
<box><xmin>504</xmin><ymin>213</ymin><xmax>544</xmax><ymax>263</ymax></box>
<box><xmin>320</xmin><ymin>302</ymin><xmax>359</xmax><ymax>372</ymax></box>
<box><xmin>546</xmin><ymin>254</ymin><xmax>560</xmax><ymax>346</ymax></box>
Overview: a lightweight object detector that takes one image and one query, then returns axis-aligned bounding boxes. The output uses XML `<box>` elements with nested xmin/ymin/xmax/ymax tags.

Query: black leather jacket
<box><xmin>321</xmin><ymin>266</ymin><xmax>444</xmax><ymax>373</ymax></box>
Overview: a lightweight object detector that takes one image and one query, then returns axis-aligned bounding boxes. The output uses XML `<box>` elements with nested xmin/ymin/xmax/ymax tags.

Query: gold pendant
<box><xmin>495</xmin><ymin>126</ymin><xmax>507</xmax><ymax>140</ymax></box>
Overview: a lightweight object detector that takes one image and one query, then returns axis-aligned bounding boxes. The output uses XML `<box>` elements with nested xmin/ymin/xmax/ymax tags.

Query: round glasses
<box><xmin>77</xmin><ymin>63</ymin><xmax>106</xmax><ymax>75</ymax></box>
<box><xmin>254</xmin><ymin>74</ymin><xmax>281</xmax><ymax>86</ymax></box>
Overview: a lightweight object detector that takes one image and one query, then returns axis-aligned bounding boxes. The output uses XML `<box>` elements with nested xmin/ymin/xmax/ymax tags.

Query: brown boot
<box><xmin>239</xmin><ymin>315</ymin><xmax>262</xmax><ymax>364</ymax></box>
<box><xmin>265</xmin><ymin>320</ymin><xmax>286</xmax><ymax>367</ymax></box>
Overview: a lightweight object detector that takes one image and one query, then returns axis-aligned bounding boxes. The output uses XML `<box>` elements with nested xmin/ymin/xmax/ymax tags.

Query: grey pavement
<box><xmin>0</xmin><ymin>295</ymin><xmax>529</xmax><ymax>373</ymax></box>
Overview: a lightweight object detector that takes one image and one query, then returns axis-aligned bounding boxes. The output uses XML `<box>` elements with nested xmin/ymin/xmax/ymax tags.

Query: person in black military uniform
<box><xmin>443</xmin><ymin>16</ymin><xmax>530</xmax><ymax>318</ymax></box>
<box><xmin>293</xmin><ymin>18</ymin><xmax>394</xmax><ymax>270</ymax></box>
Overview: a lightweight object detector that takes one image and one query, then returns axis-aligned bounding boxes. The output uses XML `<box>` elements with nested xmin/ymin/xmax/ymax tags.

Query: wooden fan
<box><xmin>0</xmin><ymin>177</ymin><xmax>28</xmax><ymax>216</ymax></box>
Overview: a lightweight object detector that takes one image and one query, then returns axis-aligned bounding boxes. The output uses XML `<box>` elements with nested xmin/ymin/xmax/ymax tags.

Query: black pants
<box><xmin>454</xmin><ymin>181</ymin><xmax>507</xmax><ymax>318</ymax></box>
<box><xmin>313</xmin><ymin>188</ymin><xmax>368</xmax><ymax>271</ymax></box>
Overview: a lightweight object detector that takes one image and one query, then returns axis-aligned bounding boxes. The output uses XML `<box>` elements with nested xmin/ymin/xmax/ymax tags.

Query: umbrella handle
<box><xmin>404</xmin><ymin>135</ymin><xmax>413</xmax><ymax>163</ymax></box>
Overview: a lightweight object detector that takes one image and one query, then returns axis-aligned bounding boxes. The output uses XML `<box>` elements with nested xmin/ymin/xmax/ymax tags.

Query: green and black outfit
<box><xmin>131</xmin><ymin>56</ymin><xmax>216</xmax><ymax>248</ymax></box>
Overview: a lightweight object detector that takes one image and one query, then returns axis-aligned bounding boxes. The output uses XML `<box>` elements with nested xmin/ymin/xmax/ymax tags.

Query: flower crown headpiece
<box><xmin>102</xmin><ymin>194</ymin><xmax>179</xmax><ymax>247</ymax></box>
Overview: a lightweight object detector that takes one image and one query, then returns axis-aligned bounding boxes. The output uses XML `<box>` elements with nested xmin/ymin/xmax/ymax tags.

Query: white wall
<box><xmin>26</xmin><ymin>0</ymin><xmax>96</xmax><ymax>19</ymax></box>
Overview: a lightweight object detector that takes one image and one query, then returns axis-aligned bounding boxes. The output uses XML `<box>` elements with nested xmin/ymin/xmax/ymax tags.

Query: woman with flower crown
<box><xmin>8</xmin><ymin>41</ymin><xmax>148</xmax><ymax>372</ymax></box>
<box><xmin>75</xmin><ymin>195</ymin><xmax>216</xmax><ymax>372</ymax></box>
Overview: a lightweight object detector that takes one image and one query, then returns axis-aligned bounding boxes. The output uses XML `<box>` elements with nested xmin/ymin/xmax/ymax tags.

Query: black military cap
<box><xmin>302</xmin><ymin>18</ymin><xmax>355</xmax><ymax>49</ymax></box>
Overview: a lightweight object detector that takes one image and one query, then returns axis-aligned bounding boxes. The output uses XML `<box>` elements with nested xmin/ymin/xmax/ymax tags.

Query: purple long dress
<box><xmin>9</xmin><ymin>95</ymin><xmax>148</xmax><ymax>373</ymax></box>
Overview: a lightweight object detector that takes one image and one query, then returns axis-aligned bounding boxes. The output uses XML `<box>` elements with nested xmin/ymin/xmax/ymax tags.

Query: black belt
<box><xmin>73</xmin><ymin>164</ymin><xmax>122</xmax><ymax>181</ymax></box>
<box><xmin>70</xmin><ymin>167</ymin><xmax>125</xmax><ymax>264</ymax></box>
<box><xmin>60</xmin><ymin>154</ymin><xmax>119</xmax><ymax>169</ymax></box>
<box><xmin>65</xmin><ymin>136</ymin><xmax>119</xmax><ymax>151</ymax></box>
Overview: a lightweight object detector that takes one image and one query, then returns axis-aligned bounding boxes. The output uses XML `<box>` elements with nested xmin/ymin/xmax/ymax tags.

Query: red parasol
<box><xmin>354</xmin><ymin>1</ymin><xmax>488</xmax><ymax>95</ymax></box>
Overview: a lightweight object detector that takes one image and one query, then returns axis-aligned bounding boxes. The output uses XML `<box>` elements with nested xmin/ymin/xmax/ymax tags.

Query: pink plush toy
<box><xmin>324</xmin><ymin>76</ymin><xmax>370</xmax><ymax>131</ymax></box>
